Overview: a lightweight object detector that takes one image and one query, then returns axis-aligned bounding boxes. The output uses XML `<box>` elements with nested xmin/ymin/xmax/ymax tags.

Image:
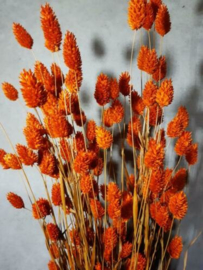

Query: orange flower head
<box><xmin>4</xmin><ymin>154</ymin><xmax>21</xmax><ymax>170</ymax></box>
<box><xmin>2</xmin><ymin>82</ymin><xmax>18</xmax><ymax>101</ymax></box>
<box><xmin>41</xmin><ymin>92</ymin><xmax>59</xmax><ymax>117</ymax></box>
<box><xmin>38</xmin><ymin>150</ymin><xmax>57</xmax><ymax>177</ymax></box>
<box><xmin>177</xmin><ymin>106</ymin><xmax>189</xmax><ymax>130</ymax></box>
<box><xmin>94</xmin><ymin>73</ymin><xmax>110</xmax><ymax>106</ymax></box>
<box><xmin>63</xmin><ymin>31</ymin><xmax>82</xmax><ymax>70</ymax></box>
<box><xmin>186</xmin><ymin>143</ymin><xmax>198</xmax><ymax>165</ymax></box>
<box><xmin>23</xmin><ymin>127</ymin><xmax>49</xmax><ymax>150</ymax></box>
<box><xmin>44</xmin><ymin>115</ymin><xmax>73</xmax><ymax>138</ymax></box>
<box><xmin>149</xmin><ymin>169</ymin><xmax>164</xmax><ymax>194</ymax></box>
<box><xmin>126</xmin><ymin>253</ymin><xmax>146</xmax><ymax>270</ymax></box>
<box><xmin>90</xmin><ymin>199</ymin><xmax>105</xmax><ymax>219</ymax></box>
<box><xmin>171</xmin><ymin>168</ymin><xmax>187</xmax><ymax>191</ymax></box>
<box><xmin>160</xmin><ymin>188</ymin><xmax>176</xmax><ymax>205</ymax></box>
<box><xmin>73</xmin><ymin>150</ymin><xmax>98</xmax><ymax>174</ymax></box>
<box><xmin>111</xmin><ymin>99</ymin><xmax>124</xmax><ymax>124</ymax></box>
<box><xmin>19</xmin><ymin>69</ymin><xmax>46</xmax><ymax>108</ymax></box>
<box><xmin>103</xmin><ymin>108</ymin><xmax>114</xmax><ymax>128</ymax></box>
<box><xmin>169</xmin><ymin>191</ymin><xmax>188</xmax><ymax>220</ymax></box>
<box><xmin>34</xmin><ymin>61</ymin><xmax>47</xmax><ymax>83</ymax></box>
<box><xmin>128</xmin><ymin>0</ymin><xmax>146</xmax><ymax>30</ymax></box>
<box><xmin>150</xmin><ymin>201</ymin><xmax>161</xmax><ymax>221</ymax></box>
<box><xmin>34</xmin><ymin>61</ymin><xmax>55</xmax><ymax>94</ymax></box>
<box><xmin>46</xmin><ymin>223</ymin><xmax>62</xmax><ymax>241</ymax></box>
<box><xmin>128</xmin><ymin>115</ymin><xmax>142</xmax><ymax>136</ymax></box>
<box><xmin>51</xmin><ymin>62</ymin><xmax>64</xmax><ymax>89</ymax></box>
<box><xmin>156</xmin><ymin>79</ymin><xmax>173</xmax><ymax>107</ymax></box>
<box><xmin>155</xmin><ymin>4</ymin><xmax>171</xmax><ymax>36</ymax></box>
<box><xmin>0</xmin><ymin>149</ymin><xmax>10</xmax><ymax>169</ymax></box>
<box><xmin>95</xmin><ymin>126</ymin><xmax>113</xmax><ymax>149</ymax></box>
<box><xmin>149</xmin><ymin>103</ymin><xmax>163</xmax><ymax>126</ymax></box>
<box><xmin>86</xmin><ymin>120</ymin><xmax>96</xmax><ymax>141</ymax></box>
<box><xmin>119</xmin><ymin>72</ymin><xmax>131</xmax><ymax>96</ymax></box>
<box><xmin>51</xmin><ymin>183</ymin><xmax>62</xmax><ymax>206</ymax></box>
<box><xmin>107</xmin><ymin>182</ymin><xmax>122</xmax><ymax>203</ymax></box>
<box><xmin>32</xmin><ymin>198</ymin><xmax>51</xmax><ymax>219</ymax></box>
<box><xmin>26</xmin><ymin>113</ymin><xmax>46</xmax><ymax>133</ymax></box>
<box><xmin>167</xmin><ymin>106</ymin><xmax>189</xmax><ymax>138</ymax></box>
<box><xmin>16</xmin><ymin>144</ymin><xmax>38</xmax><ymax>166</ymax></box>
<box><xmin>108</xmin><ymin>200</ymin><xmax>121</xmax><ymax>219</ymax></box>
<box><xmin>94</xmin><ymin>157</ymin><xmax>103</xmax><ymax>176</ymax></box>
<box><xmin>103</xmin><ymin>227</ymin><xmax>118</xmax><ymax>252</ymax></box>
<box><xmin>12</xmin><ymin>23</ymin><xmax>33</xmax><ymax>49</ymax></box>
<box><xmin>121</xmin><ymin>191</ymin><xmax>133</xmax><ymax>221</ymax></box>
<box><xmin>120</xmin><ymin>242</ymin><xmax>133</xmax><ymax>258</ymax></box>
<box><xmin>7</xmin><ymin>192</ymin><xmax>24</xmax><ymax>209</ymax></box>
<box><xmin>137</xmin><ymin>46</ymin><xmax>158</xmax><ymax>74</ymax></box>
<box><xmin>150</xmin><ymin>202</ymin><xmax>169</xmax><ymax>228</ymax></box>
<box><xmin>174</xmin><ymin>131</ymin><xmax>192</xmax><ymax>156</ymax></box>
<box><xmin>40</xmin><ymin>3</ymin><xmax>62</xmax><ymax>52</ymax></box>
<box><xmin>137</xmin><ymin>46</ymin><xmax>148</xmax><ymax>71</ymax></box>
<box><xmin>73</xmin><ymin>132</ymin><xmax>85</xmax><ymax>153</ymax></box>
<box><xmin>73</xmin><ymin>111</ymin><xmax>87</xmax><ymax>127</ymax></box>
<box><xmin>131</xmin><ymin>90</ymin><xmax>145</xmax><ymax>115</ymax></box>
<box><xmin>152</xmin><ymin>56</ymin><xmax>167</xmax><ymax>81</ymax></box>
<box><xmin>48</xmin><ymin>261</ymin><xmax>60</xmax><ymax>270</ymax></box>
<box><xmin>143</xmin><ymin>80</ymin><xmax>158</xmax><ymax>107</ymax></box>
<box><xmin>143</xmin><ymin>3</ymin><xmax>155</xmax><ymax>30</ymax></box>
<box><xmin>65</xmin><ymin>68</ymin><xmax>83</xmax><ymax>93</ymax></box>
<box><xmin>110</xmin><ymin>78</ymin><xmax>119</xmax><ymax>100</ymax></box>
<box><xmin>60</xmin><ymin>139</ymin><xmax>72</xmax><ymax>162</ymax></box>
<box><xmin>167</xmin><ymin>236</ymin><xmax>183</xmax><ymax>259</ymax></box>
<box><xmin>80</xmin><ymin>174</ymin><xmax>93</xmax><ymax>194</ymax></box>
<box><xmin>49</xmin><ymin>243</ymin><xmax>60</xmax><ymax>258</ymax></box>
<box><xmin>144</xmin><ymin>139</ymin><xmax>164</xmax><ymax>169</ymax></box>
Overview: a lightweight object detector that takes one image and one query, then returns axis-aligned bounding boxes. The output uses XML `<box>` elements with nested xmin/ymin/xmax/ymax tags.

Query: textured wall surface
<box><xmin>0</xmin><ymin>0</ymin><xmax>203</xmax><ymax>269</ymax></box>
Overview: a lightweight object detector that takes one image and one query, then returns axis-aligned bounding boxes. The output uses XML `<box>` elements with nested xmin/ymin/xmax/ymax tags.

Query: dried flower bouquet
<box><xmin>0</xmin><ymin>1</ymin><xmax>198</xmax><ymax>270</ymax></box>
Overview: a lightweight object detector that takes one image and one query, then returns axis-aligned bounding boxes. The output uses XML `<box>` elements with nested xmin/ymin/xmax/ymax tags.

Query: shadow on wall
<box><xmin>91</xmin><ymin>37</ymin><xmax>105</xmax><ymax>58</ymax></box>
<box><xmin>196</xmin><ymin>0</ymin><xmax>203</xmax><ymax>14</ymax></box>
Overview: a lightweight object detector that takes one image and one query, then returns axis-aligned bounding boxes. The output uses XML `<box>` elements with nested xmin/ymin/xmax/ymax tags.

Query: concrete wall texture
<box><xmin>0</xmin><ymin>0</ymin><xmax>202</xmax><ymax>269</ymax></box>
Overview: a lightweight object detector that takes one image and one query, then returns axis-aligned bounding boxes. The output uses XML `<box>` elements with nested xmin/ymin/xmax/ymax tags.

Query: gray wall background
<box><xmin>0</xmin><ymin>0</ymin><xmax>202</xmax><ymax>269</ymax></box>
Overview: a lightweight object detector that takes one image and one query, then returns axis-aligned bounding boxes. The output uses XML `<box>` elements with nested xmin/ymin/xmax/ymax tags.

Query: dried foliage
<box><xmin>1</xmin><ymin>2</ymin><xmax>198</xmax><ymax>270</ymax></box>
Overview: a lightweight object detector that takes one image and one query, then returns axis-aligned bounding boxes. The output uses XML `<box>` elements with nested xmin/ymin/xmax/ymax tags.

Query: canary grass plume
<box><xmin>1</xmin><ymin>1</ymin><xmax>199</xmax><ymax>270</ymax></box>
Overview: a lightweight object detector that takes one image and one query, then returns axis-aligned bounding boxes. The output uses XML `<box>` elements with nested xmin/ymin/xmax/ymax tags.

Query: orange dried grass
<box><xmin>40</xmin><ymin>3</ymin><xmax>62</xmax><ymax>52</ymax></box>
<box><xmin>7</xmin><ymin>192</ymin><xmax>24</xmax><ymax>209</ymax></box>
<box><xmin>12</xmin><ymin>23</ymin><xmax>33</xmax><ymax>49</ymax></box>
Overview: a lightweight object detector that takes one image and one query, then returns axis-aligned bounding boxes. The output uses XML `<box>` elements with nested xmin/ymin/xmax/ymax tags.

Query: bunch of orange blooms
<box><xmin>0</xmin><ymin>1</ymin><xmax>198</xmax><ymax>270</ymax></box>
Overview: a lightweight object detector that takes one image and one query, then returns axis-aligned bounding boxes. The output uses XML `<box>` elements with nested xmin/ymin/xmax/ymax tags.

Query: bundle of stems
<box><xmin>0</xmin><ymin>1</ymin><xmax>198</xmax><ymax>270</ymax></box>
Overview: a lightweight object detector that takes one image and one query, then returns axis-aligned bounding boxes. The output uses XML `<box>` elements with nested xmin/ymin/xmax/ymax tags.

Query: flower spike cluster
<box><xmin>1</xmin><ymin>2</ymin><xmax>198</xmax><ymax>270</ymax></box>
<box><xmin>40</xmin><ymin>3</ymin><xmax>62</xmax><ymax>52</ymax></box>
<box><xmin>12</xmin><ymin>23</ymin><xmax>33</xmax><ymax>49</ymax></box>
